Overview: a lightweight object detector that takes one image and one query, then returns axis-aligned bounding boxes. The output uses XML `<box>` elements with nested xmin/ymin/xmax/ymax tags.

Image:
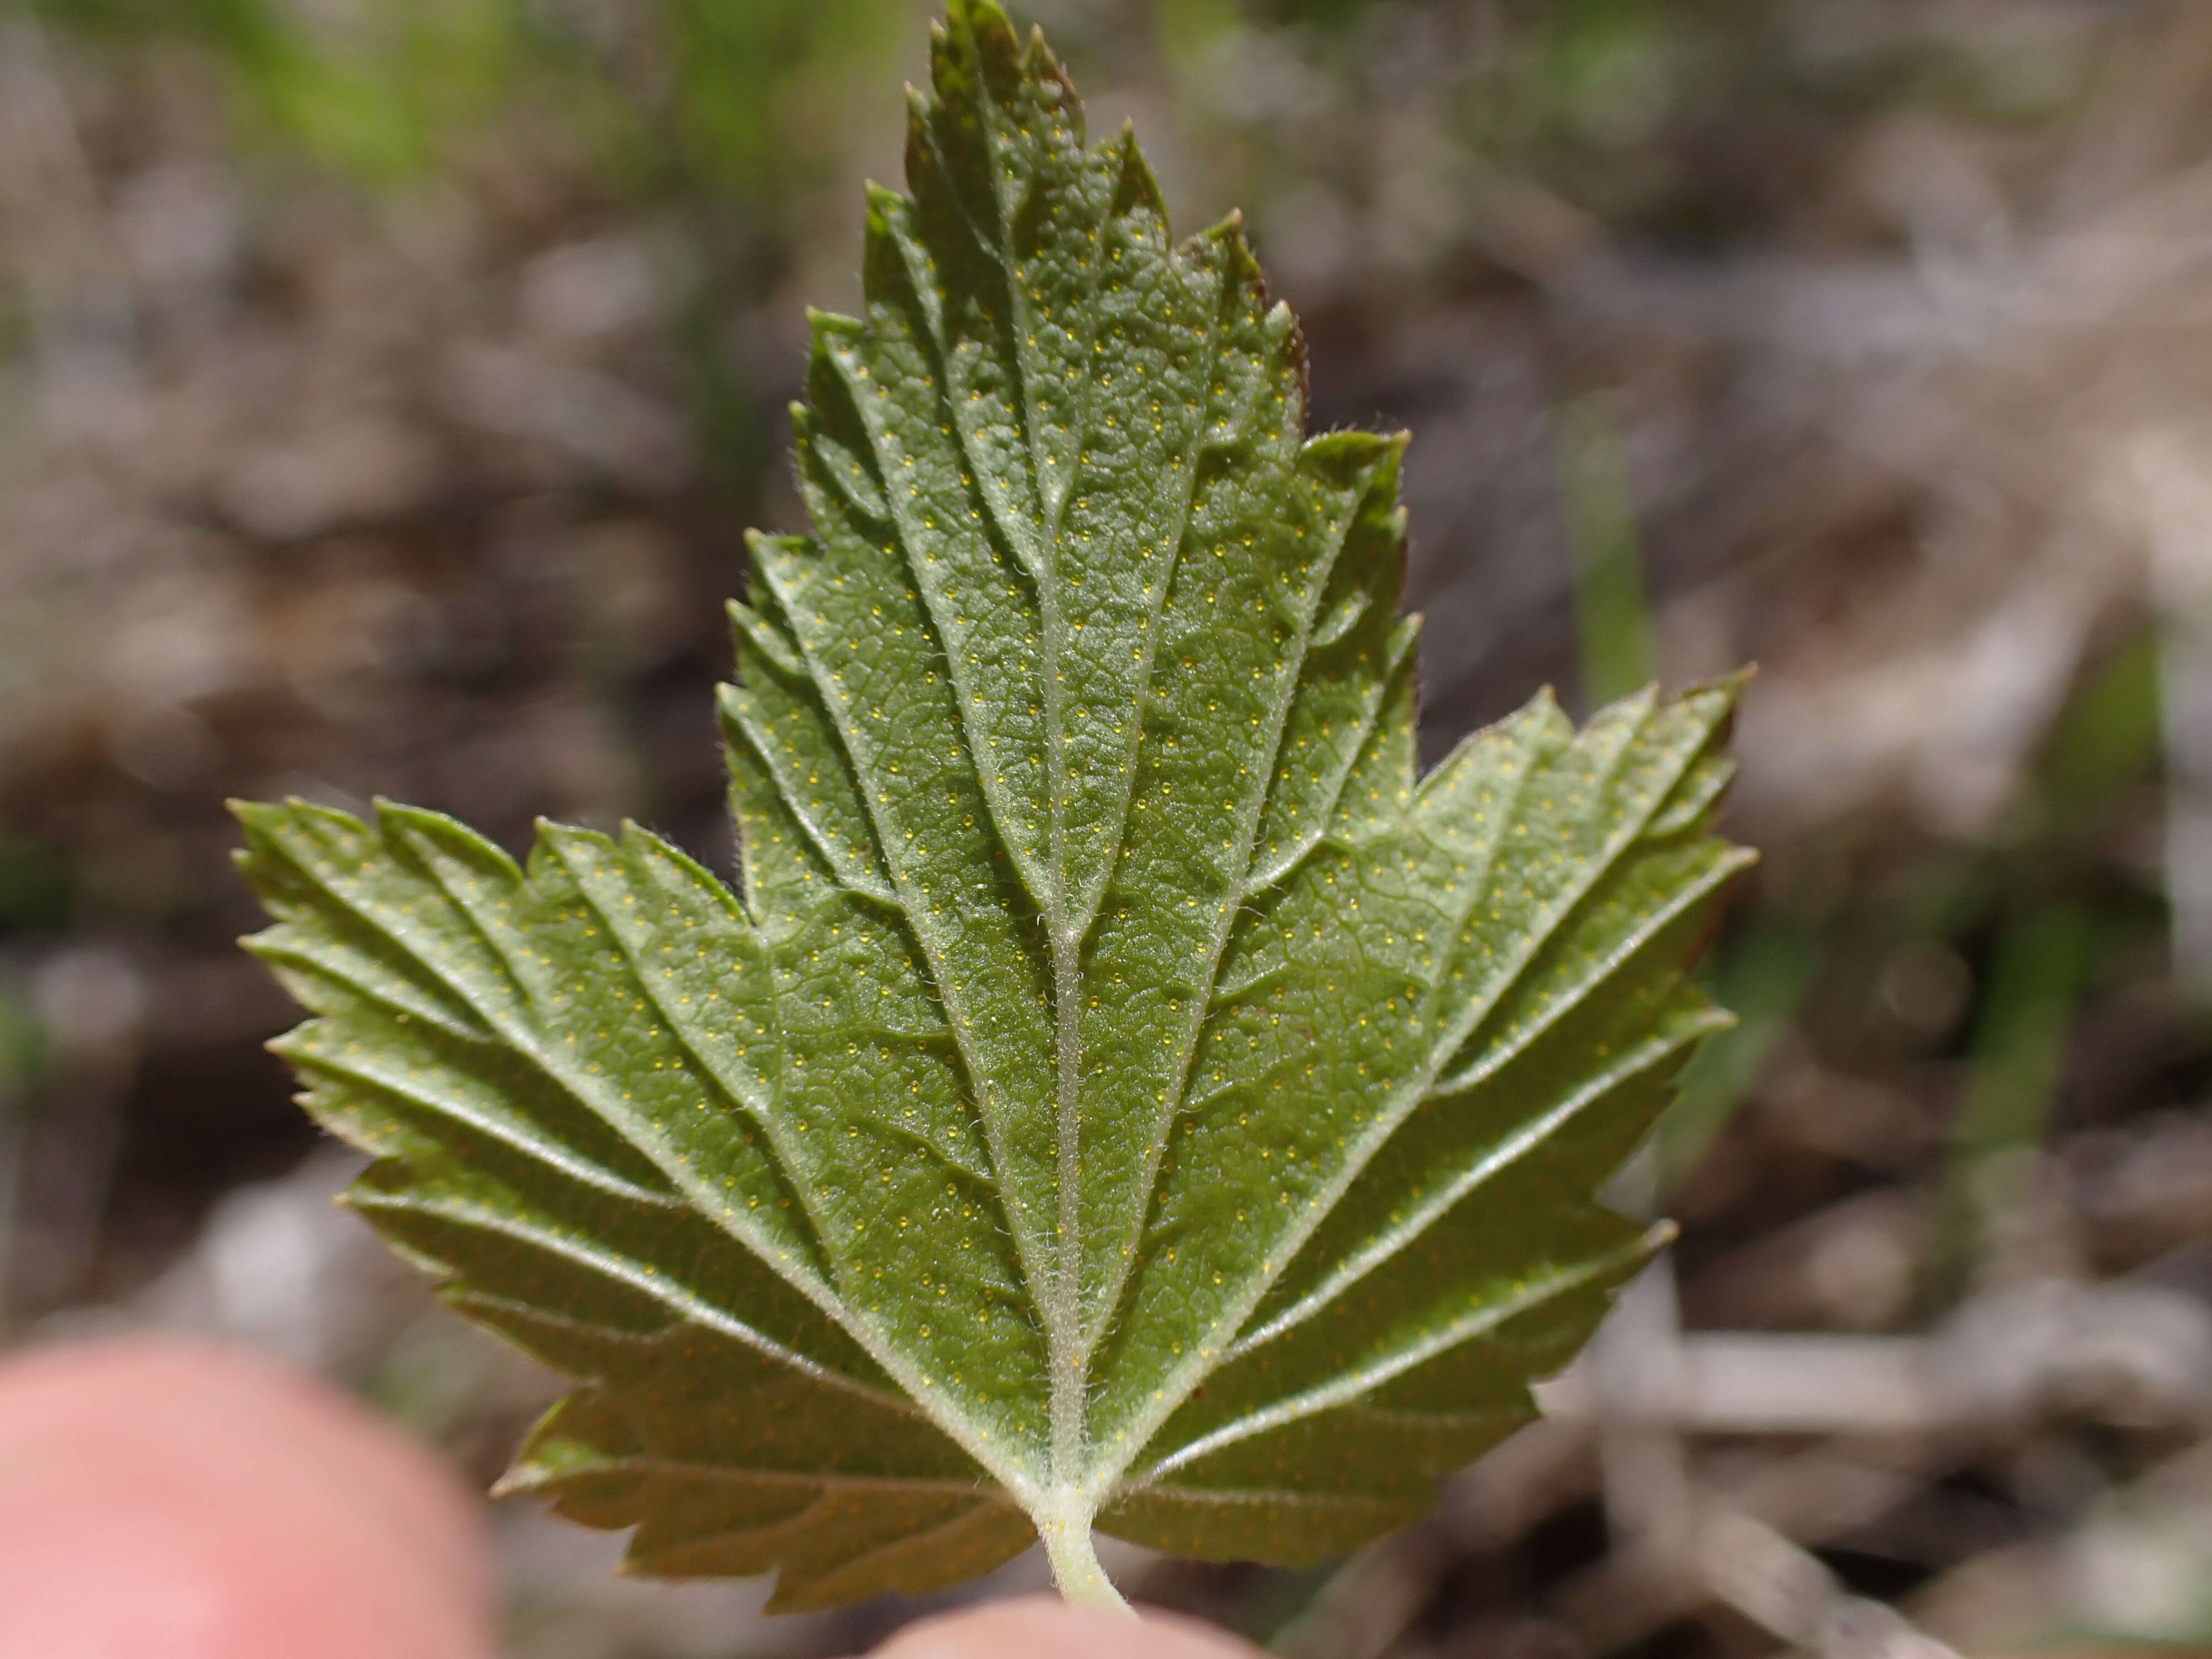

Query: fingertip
<box><xmin>876</xmin><ymin>1594</ymin><xmax>1259</xmax><ymax>1659</ymax></box>
<box><xmin>0</xmin><ymin>1337</ymin><xmax>496</xmax><ymax>1659</ymax></box>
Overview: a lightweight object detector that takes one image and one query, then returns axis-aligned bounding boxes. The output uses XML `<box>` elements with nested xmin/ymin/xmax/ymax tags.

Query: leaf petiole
<box><xmin>1036</xmin><ymin>1498</ymin><xmax>1130</xmax><ymax>1613</ymax></box>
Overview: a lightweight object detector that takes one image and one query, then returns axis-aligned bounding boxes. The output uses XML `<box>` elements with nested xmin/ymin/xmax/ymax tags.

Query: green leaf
<box><xmin>234</xmin><ymin>0</ymin><xmax>1750</xmax><ymax>1613</ymax></box>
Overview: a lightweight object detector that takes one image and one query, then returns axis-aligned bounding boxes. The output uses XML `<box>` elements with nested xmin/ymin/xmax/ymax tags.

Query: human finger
<box><xmin>874</xmin><ymin>1593</ymin><xmax>1261</xmax><ymax>1659</ymax></box>
<box><xmin>0</xmin><ymin>1336</ymin><xmax>495</xmax><ymax>1659</ymax></box>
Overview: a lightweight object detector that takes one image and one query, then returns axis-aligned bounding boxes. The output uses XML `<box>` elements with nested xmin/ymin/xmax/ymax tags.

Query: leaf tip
<box><xmin>227</xmin><ymin>795</ymin><xmax>297</xmax><ymax>843</ymax></box>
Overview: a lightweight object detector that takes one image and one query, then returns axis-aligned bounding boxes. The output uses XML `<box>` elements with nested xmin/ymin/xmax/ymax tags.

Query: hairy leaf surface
<box><xmin>236</xmin><ymin>0</ymin><xmax>1749</xmax><ymax>1612</ymax></box>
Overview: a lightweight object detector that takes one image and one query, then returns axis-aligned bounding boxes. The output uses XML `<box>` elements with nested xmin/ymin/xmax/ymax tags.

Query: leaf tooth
<box><xmin>243</xmin><ymin>802</ymin><xmax>779</xmax><ymax>1211</ymax></box>
<box><xmin>726</xmin><ymin>714</ymin><xmax>839</xmax><ymax>931</ymax></box>
<box><xmin>1648</xmin><ymin>753</ymin><xmax>1737</xmax><ymax>838</ymax></box>
<box><xmin>1135</xmin><ymin>1227</ymin><xmax>1662</xmax><ymax>1485</ymax></box>
<box><xmin>919</xmin><ymin>4</ymin><xmax>1019</xmax><ymax>275</ymax></box>
<box><xmin>376</xmin><ymin>801</ymin><xmax>549</xmax><ymax>1008</ymax></box>
<box><xmin>513</xmin><ymin>1433</ymin><xmax>1031</xmax><ymax>1610</ymax></box>
<box><xmin>793</xmin><ymin>403</ymin><xmax>893</xmax><ymax>529</ymax></box>
<box><xmin>1410</xmin><ymin>687</ymin><xmax>1572</xmax><ymax>847</ymax></box>
<box><xmin>718</xmin><ymin>682</ymin><xmax>898</xmax><ymax>910</ymax></box>
<box><xmin>246</xmin><ymin>934</ymin><xmax>492</xmax><ymax>1046</ymax></box>
<box><xmin>1308</xmin><ymin>588</ymin><xmax>1371</xmax><ymax>651</ymax></box>
<box><xmin>348</xmin><ymin>1185</ymin><xmax>858</xmax><ymax>1378</ymax></box>
<box><xmin>729</xmin><ymin>597</ymin><xmax>807</xmax><ymax>679</ymax></box>
<box><xmin>1244</xmin><ymin>445</ymin><xmax>1413</xmax><ymax>898</ymax></box>
<box><xmin>538</xmin><ymin>823</ymin><xmax>819</xmax><ymax>1167</ymax></box>
<box><xmin>1433</xmin><ymin>836</ymin><xmax>1761</xmax><ymax>1097</ymax></box>
<box><xmin>1105</xmin><ymin>120</ymin><xmax>1167</xmax><ymax>226</ymax></box>
<box><xmin>479</xmin><ymin>1310</ymin><xmax>924</xmax><ymax>1446</ymax></box>
<box><xmin>728</xmin><ymin>540</ymin><xmax>894</xmax><ymax>924</ymax></box>
<box><xmin>1241</xmin><ymin>614</ymin><xmax>1417</xmax><ymax>895</ymax></box>
<box><xmin>281</xmin><ymin>1033</ymin><xmax>683</xmax><ymax>1211</ymax></box>
<box><xmin>1329</xmin><ymin>639</ymin><xmax>1426</xmax><ymax>847</ymax></box>
<box><xmin>875</xmin><ymin>176</ymin><xmax>948</xmax><ymax>349</ymax></box>
<box><xmin>1224</xmin><ymin>999</ymin><xmax>1726</xmax><ymax>1360</ymax></box>
<box><xmin>1415</xmin><ymin>687</ymin><xmax>1678</xmax><ymax>1040</ymax></box>
<box><xmin>388</xmin><ymin>1208</ymin><xmax>876</xmax><ymax>1408</ymax></box>
<box><xmin>1434</xmin><ymin>841</ymin><xmax>1755</xmax><ymax>1098</ymax></box>
<box><xmin>235</xmin><ymin>800</ymin><xmax>504</xmax><ymax>1039</ymax></box>
<box><xmin>1420</xmin><ymin>688</ymin><xmax>1745</xmax><ymax>1082</ymax></box>
<box><xmin>1642</xmin><ymin>684</ymin><xmax>1747</xmax><ymax>838</ymax></box>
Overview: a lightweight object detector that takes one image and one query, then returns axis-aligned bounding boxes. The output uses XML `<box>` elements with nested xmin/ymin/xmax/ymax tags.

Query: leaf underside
<box><xmin>235</xmin><ymin>0</ymin><xmax>1750</xmax><ymax>1614</ymax></box>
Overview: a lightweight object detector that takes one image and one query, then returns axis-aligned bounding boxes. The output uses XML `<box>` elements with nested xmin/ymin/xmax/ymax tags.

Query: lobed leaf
<box><xmin>236</xmin><ymin>0</ymin><xmax>1750</xmax><ymax>1611</ymax></box>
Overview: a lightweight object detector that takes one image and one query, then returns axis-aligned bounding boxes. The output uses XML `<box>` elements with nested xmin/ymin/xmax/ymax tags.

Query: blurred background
<box><xmin>2</xmin><ymin>0</ymin><xmax>2211</xmax><ymax>1653</ymax></box>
